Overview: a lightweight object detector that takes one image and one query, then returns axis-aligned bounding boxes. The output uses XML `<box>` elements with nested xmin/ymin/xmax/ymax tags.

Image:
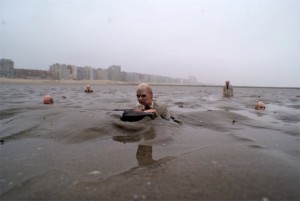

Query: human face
<box><xmin>256</xmin><ymin>104</ymin><xmax>265</xmax><ymax>110</ymax></box>
<box><xmin>255</xmin><ymin>102</ymin><xmax>266</xmax><ymax>110</ymax></box>
<box><xmin>136</xmin><ymin>88</ymin><xmax>152</xmax><ymax>106</ymax></box>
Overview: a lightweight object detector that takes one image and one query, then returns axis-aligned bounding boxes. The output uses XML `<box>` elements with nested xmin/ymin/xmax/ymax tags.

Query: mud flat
<box><xmin>0</xmin><ymin>83</ymin><xmax>299</xmax><ymax>200</ymax></box>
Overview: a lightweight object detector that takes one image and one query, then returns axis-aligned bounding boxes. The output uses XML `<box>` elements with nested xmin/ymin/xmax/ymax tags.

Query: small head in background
<box><xmin>255</xmin><ymin>101</ymin><xmax>266</xmax><ymax>110</ymax></box>
<box><xmin>85</xmin><ymin>84</ymin><xmax>93</xmax><ymax>93</ymax></box>
<box><xmin>44</xmin><ymin>95</ymin><xmax>54</xmax><ymax>104</ymax></box>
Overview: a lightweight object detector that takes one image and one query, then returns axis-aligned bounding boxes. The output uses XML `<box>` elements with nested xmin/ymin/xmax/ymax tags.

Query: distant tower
<box><xmin>49</xmin><ymin>63</ymin><xmax>77</xmax><ymax>80</ymax></box>
<box><xmin>96</xmin><ymin>68</ymin><xmax>108</xmax><ymax>80</ymax></box>
<box><xmin>107</xmin><ymin>65</ymin><xmax>121</xmax><ymax>81</ymax></box>
<box><xmin>0</xmin><ymin>59</ymin><xmax>14</xmax><ymax>78</ymax></box>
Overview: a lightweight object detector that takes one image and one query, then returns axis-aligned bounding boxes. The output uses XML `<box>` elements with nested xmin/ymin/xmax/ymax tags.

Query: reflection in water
<box><xmin>112</xmin><ymin>127</ymin><xmax>156</xmax><ymax>143</ymax></box>
<box><xmin>136</xmin><ymin>144</ymin><xmax>155</xmax><ymax>166</ymax></box>
<box><xmin>112</xmin><ymin>126</ymin><xmax>157</xmax><ymax>166</ymax></box>
<box><xmin>112</xmin><ymin>134</ymin><xmax>142</xmax><ymax>143</ymax></box>
<box><xmin>142</xmin><ymin>127</ymin><xmax>156</xmax><ymax>140</ymax></box>
<box><xmin>254</xmin><ymin>111</ymin><xmax>265</xmax><ymax>117</ymax></box>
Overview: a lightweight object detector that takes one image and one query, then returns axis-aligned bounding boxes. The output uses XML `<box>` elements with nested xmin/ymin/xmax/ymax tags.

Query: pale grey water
<box><xmin>0</xmin><ymin>83</ymin><xmax>300</xmax><ymax>200</ymax></box>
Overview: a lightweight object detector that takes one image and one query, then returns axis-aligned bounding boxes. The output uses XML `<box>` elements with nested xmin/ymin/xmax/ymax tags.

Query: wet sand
<box><xmin>0</xmin><ymin>83</ymin><xmax>299</xmax><ymax>200</ymax></box>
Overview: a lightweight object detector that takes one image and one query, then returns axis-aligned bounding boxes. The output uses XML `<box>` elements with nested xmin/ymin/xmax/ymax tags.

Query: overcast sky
<box><xmin>0</xmin><ymin>0</ymin><xmax>299</xmax><ymax>87</ymax></box>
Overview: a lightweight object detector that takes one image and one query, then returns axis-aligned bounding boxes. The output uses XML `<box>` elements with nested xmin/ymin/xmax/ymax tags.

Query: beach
<box><xmin>0</xmin><ymin>81</ymin><xmax>299</xmax><ymax>200</ymax></box>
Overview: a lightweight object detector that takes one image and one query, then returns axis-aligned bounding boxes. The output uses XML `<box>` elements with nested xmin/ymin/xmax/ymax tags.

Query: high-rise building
<box><xmin>76</xmin><ymin>66</ymin><xmax>95</xmax><ymax>80</ymax></box>
<box><xmin>107</xmin><ymin>65</ymin><xmax>121</xmax><ymax>80</ymax></box>
<box><xmin>49</xmin><ymin>63</ymin><xmax>77</xmax><ymax>80</ymax></box>
<box><xmin>0</xmin><ymin>59</ymin><xmax>14</xmax><ymax>78</ymax></box>
<box><xmin>96</xmin><ymin>68</ymin><xmax>108</xmax><ymax>80</ymax></box>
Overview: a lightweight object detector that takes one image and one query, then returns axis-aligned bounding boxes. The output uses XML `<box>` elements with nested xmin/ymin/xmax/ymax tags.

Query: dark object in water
<box><xmin>120</xmin><ymin>109</ymin><xmax>155</xmax><ymax>122</ymax></box>
<box><xmin>171</xmin><ymin>116</ymin><xmax>183</xmax><ymax>125</ymax></box>
<box><xmin>85</xmin><ymin>89</ymin><xmax>93</xmax><ymax>93</ymax></box>
<box><xmin>0</xmin><ymin>139</ymin><xmax>4</xmax><ymax>145</ymax></box>
<box><xmin>232</xmin><ymin>120</ymin><xmax>236</xmax><ymax>124</ymax></box>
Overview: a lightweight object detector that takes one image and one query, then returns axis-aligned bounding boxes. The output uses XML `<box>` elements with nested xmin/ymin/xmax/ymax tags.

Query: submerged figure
<box><xmin>44</xmin><ymin>95</ymin><xmax>54</xmax><ymax>104</ymax></box>
<box><xmin>84</xmin><ymin>84</ymin><xmax>93</xmax><ymax>93</ymax></box>
<box><xmin>255</xmin><ymin>101</ymin><xmax>266</xmax><ymax>110</ymax></box>
<box><xmin>223</xmin><ymin>80</ymin><xmax>233</xmax><ymax>97</ymax></box>
<box><xmin>134</xmin><ymin>83</ymin><xmax>170</xmax><ymax>120</ymax></box>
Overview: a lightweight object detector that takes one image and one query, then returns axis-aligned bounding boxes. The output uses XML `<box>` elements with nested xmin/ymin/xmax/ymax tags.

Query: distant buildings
<box><xmin>1</xmin><ymin>58</ymin><xmax>51</xmax><ymax>79</ymax></box>
<box><xmin>49</xmin><ymin>63</ymin><xmax>198</xmax><ymax>84</ymax></box>
<box><xmin>96</xmin><ymin>68</ymin><xmax>108</xmax><ymax>80</ymax></box>
<box><xmin>107</xmin><ymin>65</ymin><xmax>122</xmax><ymax>81</ymax></box>
<box><xmin>0</xmin><ymin>58</ymin><xmax>198</xmax><ymax>84</ymax></box>
<box><xmin>79</xmin><ymin>66</ymin><xmax>96</xmax><ymax>80</ymax></box>
<box><xmin>14</xmin><ymin>69</ymin><xmax>51</xmax><ymax>79</ymax></box>
<box><xmin>49</xmin><ymin>63</ymin><xmax>77</xmax><ymax>80</ymax></box>
<box><xmin>0</xmin><ymin>59</ymin><xmax>14</xmax><ymax>78</ymax></box>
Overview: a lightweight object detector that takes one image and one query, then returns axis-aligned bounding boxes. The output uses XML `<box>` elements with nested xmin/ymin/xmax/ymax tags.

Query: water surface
<box><xmin>0</xmin><ymin>83</ymin><xmax>299</xmax><ymax>200</ymax></box>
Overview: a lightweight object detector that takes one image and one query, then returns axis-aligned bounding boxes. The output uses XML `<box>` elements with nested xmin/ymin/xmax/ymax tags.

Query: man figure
<box><xmin>44</xmin><ymin>95</ymin><xmax>54</xmax><ymax>104</ymax></box>
<box><xmin>223</xmin><ymin>80</ymin><xmax>233</xmax><ymax>97</ymax></box>
<box><xmin>255</xmin><ymin>101</ymin><xmax>266</xmax><ymax>110</ymax></box>
<box><xmin>134</xmin><ymin>83</ymin><xmax>170</xmax><ymax>120</ymax></box>
<box><xmin>85</xmin><ymin>84</ymin><xmax>93</xmax><ymax>93</ymax></box>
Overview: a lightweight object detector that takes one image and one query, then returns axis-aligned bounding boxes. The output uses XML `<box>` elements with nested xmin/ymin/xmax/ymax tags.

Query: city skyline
<box><xmin>1</xmin><ymin>58</ymin><xmax>197</xmax><ymax>82</ymax></box>
<box><xmin>1</xmin><ymin>0</ymin><xmax>299</xmax><ymax>87</ymax></box>
<box><xmin>0</xmin><ymin>58</ymin><xmax>197</xmax><ymax>84</ymax></box>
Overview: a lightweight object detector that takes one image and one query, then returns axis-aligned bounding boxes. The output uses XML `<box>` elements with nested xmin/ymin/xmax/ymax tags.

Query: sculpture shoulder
<box><xmin>153</xmin><ymin>100</ymin><xmax>170</xmax><ymax>120</ymax></box>
<box><xmin>154</xmin><ymin>100</ymin><xmax>167</xmax><ymax>109</ymax></box>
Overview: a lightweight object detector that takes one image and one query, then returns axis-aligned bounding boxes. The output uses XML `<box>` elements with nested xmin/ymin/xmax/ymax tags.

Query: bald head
<box><xmin>137</xmin><ymin>83</ymin><xmax>152</xmax><ymax>94</ymax></box>
<box><xmin>255</xmin><ymin>101</ymin><xmax>266</xmax><ymax>110</ymax></box>
<box><xmin>136</xmin><ymin>83</ymin><xmax>153</xmax><ymax>106</ymax></box>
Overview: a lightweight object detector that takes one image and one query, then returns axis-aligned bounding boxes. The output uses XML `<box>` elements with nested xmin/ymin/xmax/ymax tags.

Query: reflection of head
<box><xmin>136</xmin><ymin>145</ymin><xmax>155</xmax><ymax>166</ymax></box>
<box><xmin>255</xmin><ymin>101</ymin><xmax>266</xmax><ymax>110</ymax></box>
<box><xmin>136</xmin><ymin>83</ymin><xmax>153</xmax><ymax>106</ymax></box>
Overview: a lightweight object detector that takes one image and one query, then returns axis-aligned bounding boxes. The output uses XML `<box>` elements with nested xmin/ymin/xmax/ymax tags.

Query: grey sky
<box><xmin>0</xmin><ymin>0</ymin><xmax>299</xmax><ymax>87</ymax></box>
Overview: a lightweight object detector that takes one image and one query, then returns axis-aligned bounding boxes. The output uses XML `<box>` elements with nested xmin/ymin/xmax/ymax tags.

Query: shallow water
<box><xmin>0</xmin><ymin>83</ymin><xmax>299</xmax><ymax>200</ymax></box>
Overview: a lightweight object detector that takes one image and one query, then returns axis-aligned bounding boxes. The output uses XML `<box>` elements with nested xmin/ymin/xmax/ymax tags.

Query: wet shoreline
<box><xmin>1</xmin><ymin>78</ymin><xmax>299</xmax><ymax>89</ymax></box>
